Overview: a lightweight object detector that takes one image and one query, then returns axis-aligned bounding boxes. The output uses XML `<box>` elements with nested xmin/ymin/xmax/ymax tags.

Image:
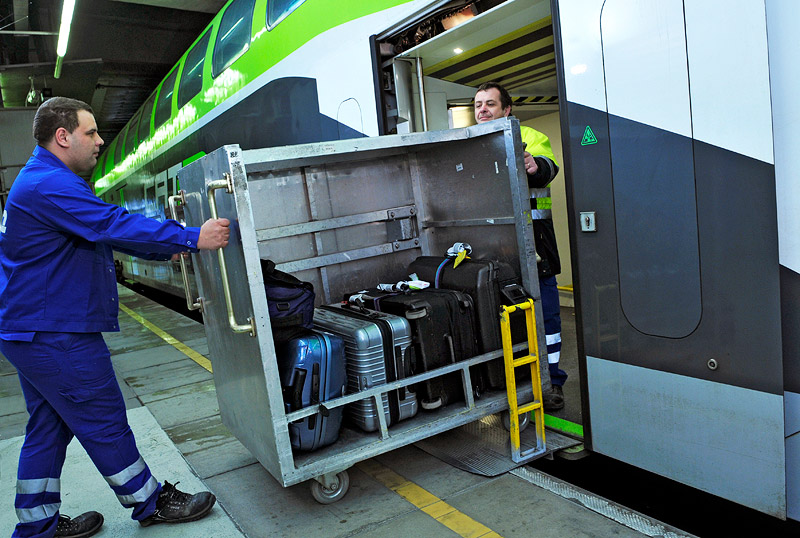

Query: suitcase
<box><xmin>407</xmin><ymin>256</ymin><xmax>531</xmax><ymax>389</ymax></box>
<box><xmin>275</xmin><ymin>329</ymin><xmax>347</xmax><ymax>452</ymax></box>
<box><xmin>345</xmin><ymin>288</ymin><xmax>480</xmax><ymax>408</ymax></box>
<box><xmin>313</xmin><ymin>304</ymin><xmax>418</xmax><ymax>432</ymax></box>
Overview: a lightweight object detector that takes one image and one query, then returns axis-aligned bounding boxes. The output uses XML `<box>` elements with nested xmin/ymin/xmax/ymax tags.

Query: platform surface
<box><xmin>0</xmin><ymin>285</ymin><xmax>694</xmax><ymax>538</ymax></box>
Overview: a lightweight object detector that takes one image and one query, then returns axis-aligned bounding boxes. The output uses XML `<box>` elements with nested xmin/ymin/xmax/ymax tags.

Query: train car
<box><xmin>91</xmin><ymin>0</ymin><xmax>560</xmax><ymax>295</ymax></box>
<box><xmin>90</xmin><ymin>0</ymin><xmax>800</xmax><ymax>523</ymax></box>
<box><xmin>554</xmin><ymin>0</ymin><xmax>800</xmax><ymax>522</ymax></box>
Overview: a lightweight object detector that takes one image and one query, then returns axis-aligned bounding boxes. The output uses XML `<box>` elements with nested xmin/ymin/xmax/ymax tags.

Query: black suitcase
<box><xmin>407</xmin><ymin>256</ymin><xmax>531</xmax><ymax>389</ymax></box>
<box><xmin>346</xmin><ymin>288</ymin><xmax>479</xmax><ymax>409</ymax></box>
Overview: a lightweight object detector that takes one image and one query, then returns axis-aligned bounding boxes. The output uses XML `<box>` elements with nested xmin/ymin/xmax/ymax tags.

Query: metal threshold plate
<box><xmin>415</xmin><ymin>414</ymin><xmax>580</xmax><ymax>477</ymax></box>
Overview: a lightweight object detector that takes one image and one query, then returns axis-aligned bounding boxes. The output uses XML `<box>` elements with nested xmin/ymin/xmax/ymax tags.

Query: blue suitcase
<box><xmin>276</xmin><ymin>329</ymin><xmax>347</xmax><ymax>451</ymax></box>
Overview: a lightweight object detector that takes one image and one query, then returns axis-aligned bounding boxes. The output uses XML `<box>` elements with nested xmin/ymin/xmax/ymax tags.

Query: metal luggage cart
<box><xmin>173</xmin><ymin>117</ymin><xmax>549</xmax><ymax>503</ymax></box>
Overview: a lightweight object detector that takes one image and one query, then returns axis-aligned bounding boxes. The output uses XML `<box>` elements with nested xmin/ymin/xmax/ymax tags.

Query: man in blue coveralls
<box><xmin>474</xmin><ymin>82</ymin><xmax>567</xmax><ymax>411</ymax></box>
<box><xmin>0</xmin><ymin>97</ymin><xmax>231</xmax><ymax>537</ymax></box>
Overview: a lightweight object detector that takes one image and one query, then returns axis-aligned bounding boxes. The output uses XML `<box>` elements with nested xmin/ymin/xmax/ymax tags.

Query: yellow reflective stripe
<box><xmin>358</xmin><ymin>460</ymin><xmax>503</xmax><ymax>538</ymax></box>
<box><xmin>534</xmin><ymin>198</ymin><xmax>552</xmax><ymax>210</ymax></box>
<box><xmin>118</xmin><ymin>302</ymin><xmax>212</xmax><ymax>372</ymax></box>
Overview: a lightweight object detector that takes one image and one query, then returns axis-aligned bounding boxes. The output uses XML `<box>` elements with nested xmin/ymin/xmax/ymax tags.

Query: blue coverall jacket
<box><xmin>0</xmin><ymin>145</ymin><xmax>200</xmax><ymax>333</ymax></box>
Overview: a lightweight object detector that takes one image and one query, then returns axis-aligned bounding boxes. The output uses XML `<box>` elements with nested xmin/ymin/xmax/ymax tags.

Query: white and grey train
<box><xmin>95</xmin><ymin>0</ymin><xmax>800</xmax><ymax>521</ymax></box>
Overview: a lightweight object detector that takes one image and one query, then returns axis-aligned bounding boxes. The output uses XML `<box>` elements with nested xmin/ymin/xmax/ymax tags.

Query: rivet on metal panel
<box><xmin>389</xmin><ymin>211</ymin><xmax>396</xmax><ymax>219</ymax></box>
<box><xmin>393</xmin><ymin>242</ymin><xmax>400</xmax><ymax>250</ymax></box>
<box><xmin>409</xmin><ymin>207</ymin><xmax>416</xmax><ymax>215</ymax></box>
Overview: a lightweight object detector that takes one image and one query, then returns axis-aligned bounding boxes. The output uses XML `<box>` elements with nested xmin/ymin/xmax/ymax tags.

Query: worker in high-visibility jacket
<box><xmin>474</xmin><ymin>82</ymin><xmax>567</xmax><ymax>411</ymax></box>
<box><xmin>0</xmin><ymin>97</ymin><xmax>229</xmax><ymax>538</ymax></box>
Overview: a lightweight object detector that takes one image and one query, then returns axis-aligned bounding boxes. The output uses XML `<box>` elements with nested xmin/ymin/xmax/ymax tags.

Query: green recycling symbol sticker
<box><xmin>581</xmin><ymin>125</ymin><xmax>598</xmax><ymax>146</ymax></box>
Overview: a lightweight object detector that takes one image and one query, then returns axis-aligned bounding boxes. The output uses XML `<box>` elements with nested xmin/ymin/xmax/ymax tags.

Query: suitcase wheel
<box><xmin>405</xmin><ymin>307</ymin><xmax>427</xmax><ymax>320</ymax></box>
<box><xmin>310</xmin><ymin>470</ymin><xmax>350</xmax><ymax>504</ymax></box>
<box><xmin>420</xmin><ymin>397</ymin><xmax>443</xmax><ymax>410</ymax></box>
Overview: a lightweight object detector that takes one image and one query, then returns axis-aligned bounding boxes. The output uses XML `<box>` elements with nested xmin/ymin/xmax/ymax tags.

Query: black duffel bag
<box><xmin>261</xmin><ymin>259</ymin><xmax>315</xmax><ymax>344</ymax></box>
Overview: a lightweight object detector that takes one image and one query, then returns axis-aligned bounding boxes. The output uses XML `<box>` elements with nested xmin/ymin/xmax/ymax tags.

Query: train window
<box><xmin>267</xmin><ymin>0</ymin><xmax>305</xmax><ymax>28</ymax></box>
<box><xmin>138</xmin><ymin>95</ymin><xmax>155</xmax><ymax>144</ymax></box>
<box><xmin>178</xmin><ymin>31</ymin><xmax>210</xmax><ymax>109</ymax></box>
<box><xmin>155</xmin><ymin>67</ymin><xmax>179</xmax><ymax>129</ymax></box>
<box><xmin>212</xmin><ymin>0</ymin><xmax>256</xmax><ymax>78</ymax></box>
<box><xmin>124</xmin><ymin>114</ymin><xmax>140</xmax><ymax>157</ymax></box>
<box><xmin>114</xmin><ymin>127</ymin><xmax>126</xmax><ymax>164</ymax></box>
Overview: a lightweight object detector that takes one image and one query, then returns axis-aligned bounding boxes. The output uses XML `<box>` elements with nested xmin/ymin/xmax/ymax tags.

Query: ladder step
<box><xmin>511</xmin><ymin>355</ymin><xmax>538</xmax><ymax>367</ymax></box>
<box><xmin>518</xmin><ymin>402</ymin><xmax>541</xmax><ymax>414</ymax></box>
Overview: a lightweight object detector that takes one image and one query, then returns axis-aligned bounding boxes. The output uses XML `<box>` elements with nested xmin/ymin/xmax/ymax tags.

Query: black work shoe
<box><xmin>54</xmin><ymin>511</ymin><xmax>104</xmax><ymax>538</ymax></box>
<box><xmin>139</xmin><ymin>481</ymin><xmax>216</xmax><ymax>527</ymax></box>
<box><xmin>543</xmin><ymin>385</ymin><xmax>565</xmax><ymax>411</ymax></box>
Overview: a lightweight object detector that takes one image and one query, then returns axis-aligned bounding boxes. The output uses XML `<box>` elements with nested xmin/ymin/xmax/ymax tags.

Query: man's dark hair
<box><xmin>33</xmin><ymin>97</ymin><xmax>94</xmax><ymax>144</ymax></box>
<box><xmin>476</xmin><ymin>82</ymin><xmax>512</xmax><ymax>111</ymax></box>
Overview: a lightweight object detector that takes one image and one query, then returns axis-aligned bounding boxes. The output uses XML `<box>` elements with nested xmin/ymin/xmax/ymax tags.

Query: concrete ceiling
<box><xmin>0</xmin><ymin>0</ymin><xmax>225</xmax><ymax>151</ymax></box>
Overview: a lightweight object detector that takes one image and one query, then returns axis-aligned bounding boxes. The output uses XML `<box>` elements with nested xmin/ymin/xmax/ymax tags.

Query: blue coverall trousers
<box><xmin>2</xmin><ymin>332</ymin><xmax>161</xmax><ymax>538</ymax></box>
<box><xmin>540</xmin><ymin>275</ymin><xmax>567</xmax><ymax>387</ymax></box>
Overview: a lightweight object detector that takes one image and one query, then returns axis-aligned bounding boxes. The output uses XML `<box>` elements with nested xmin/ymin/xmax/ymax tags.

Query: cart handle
<box><xmin>168</xmin><ymin>191</ymin><xmax>203</xmax><ymax>312</ymax></box>
<box><xmin>207</xmin><ymin>174</ymin><xmax>256</xmax><ymax>337</ymax></box>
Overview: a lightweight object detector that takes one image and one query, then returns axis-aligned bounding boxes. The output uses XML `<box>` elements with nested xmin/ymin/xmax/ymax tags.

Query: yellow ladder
<box><xmin>500</xmin><ymin>299</ymin><xmax>546</xmax><ymax>463</ymax></box>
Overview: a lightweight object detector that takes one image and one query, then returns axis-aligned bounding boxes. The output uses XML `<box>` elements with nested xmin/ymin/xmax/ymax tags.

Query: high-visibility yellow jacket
<box><xmin>520</xmin><ymin>125</ymin><xmax>561</xmax><ymax>277</ymax></box>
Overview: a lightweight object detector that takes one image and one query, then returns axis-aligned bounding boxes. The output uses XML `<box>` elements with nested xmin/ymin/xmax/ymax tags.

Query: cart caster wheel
<box><xmin>405</xmin><ymin>307</ymin><xmax>427</xmax><ymax>320</ymax></box>
<box><xmin>421</xmin><ymin>397</ymin><xmax>442</xmax><ymax>410</ymax></box>
<box><xmin>501</xmin><ymin>411</ymin><xmax>530</xmax><ymax>432</ymax></box>
<box><xmin>311</xmin><ymin>471</ymin><xmax>350</xmax><ymax>504</ymax></box>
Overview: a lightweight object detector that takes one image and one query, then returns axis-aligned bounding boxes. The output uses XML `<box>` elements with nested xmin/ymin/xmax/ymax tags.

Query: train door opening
<box><xmin>373</xmin><ymin>0</ymin><xmax>573</xmax><ymax>303</ymax></box>
<box><xmin>372</xmin><ymin>0</ymin><xmax>579</xmax><ymax>420</ymax></box>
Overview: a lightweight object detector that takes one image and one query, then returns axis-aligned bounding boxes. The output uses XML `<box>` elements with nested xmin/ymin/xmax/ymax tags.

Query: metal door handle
<box><xmin>207</xmin><ymin>174</ymin><xmax>256</xmax><ymax>337</ymax></box>
<box><xmin>168</xmin><ymin>191</ymin><xmax>203</xmax><ymax>312</ymax></box>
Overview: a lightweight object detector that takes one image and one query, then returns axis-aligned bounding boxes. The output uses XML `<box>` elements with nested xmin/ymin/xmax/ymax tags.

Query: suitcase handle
<box><xmin>309</xmin><ymin>364</ymin><xmax>320</xmax><ymax>430</ymax></box>
<box><xmin>289</xmin><ymin>369</ymin><xmax>307</xmax><ymax>412</ymax></box>
<box><xmin>445</xmin><ymin>334</ymin><xmax>457</xmax><ymax>364</ymax></box>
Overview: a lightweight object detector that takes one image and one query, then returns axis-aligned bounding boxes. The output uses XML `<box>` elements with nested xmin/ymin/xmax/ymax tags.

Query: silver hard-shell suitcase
<box><xmin>313</xmin><ymin>304</ymin><xmax>418</xmax><ymax>432</ymax></box>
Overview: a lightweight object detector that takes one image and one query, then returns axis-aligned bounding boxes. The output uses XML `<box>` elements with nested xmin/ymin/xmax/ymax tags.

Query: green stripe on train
<box><xmin>93</xmin><ymin>0</ymin><xmax>412</xmax><ymax>194</ymax></box>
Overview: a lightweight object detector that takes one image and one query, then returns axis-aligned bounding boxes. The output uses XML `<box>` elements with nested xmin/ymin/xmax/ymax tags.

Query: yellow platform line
<box><xmin>357</xmin><ymin>460</ymin><xmax>503</xmax><ymax>538</ymax></box>
<box><xmin>118</xmin><ymin>302</ymin><xmax>212</xmax><ymax>373</ymax></box>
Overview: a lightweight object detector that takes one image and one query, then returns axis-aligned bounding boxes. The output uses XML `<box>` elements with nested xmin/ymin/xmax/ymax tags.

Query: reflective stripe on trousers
<box><xmin>1</xmin><ymin>332</ymin><xmax>161</xmax><ymax>538</ymax></box>
<box><xmin>539</xmin><ymin>275</ymin><xmax>567</xmax><ymax>386</ymax></box>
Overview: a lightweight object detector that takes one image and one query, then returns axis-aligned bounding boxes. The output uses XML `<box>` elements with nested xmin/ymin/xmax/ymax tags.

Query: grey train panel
<box><xmin>608</xmin><ymin>115</ymin><xmax>701</xmax><ymax>338</ymax></box>
<box><xmin>587</xmin><ymin>356</ymin><xmax>785</xmax><ymax>518</ymax></box>
<box><xmin>565</xmin><ymin>102</ymin><xmax>781</xmax><ymax>396</ymax></box>
<box><xmin>782</xmin><ymin>266</ymin><xmax>800</xmax><ymax>394</ymax></box>
<box><xmin>787</xmin><ymin>432</ymin><xmax>800</xmax><ymax>521</ymax></box>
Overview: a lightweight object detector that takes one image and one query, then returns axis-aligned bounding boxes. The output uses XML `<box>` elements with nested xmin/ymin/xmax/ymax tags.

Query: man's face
<box><xmin>474</xmin><ymin>88</ymin><xmax>510</xmax><ymax>123</ymax></box>
<box><xmin>65</xmin><ymin>110</ymin><xmax>103</xmax><ymax>174</ymax></box>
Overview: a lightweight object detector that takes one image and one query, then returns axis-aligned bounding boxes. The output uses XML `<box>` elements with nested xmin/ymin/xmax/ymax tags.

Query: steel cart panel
<box><xmin>177</xmin><ymin>118</ymin><xmax>547</xmax><ymax>490</ymax></box>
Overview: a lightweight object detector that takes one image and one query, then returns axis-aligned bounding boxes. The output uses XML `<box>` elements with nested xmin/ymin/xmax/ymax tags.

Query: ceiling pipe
<box><xmin>0</xmin><ymin>30</ymin><xmax>57</xmax><ymax>35</ymax></box>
